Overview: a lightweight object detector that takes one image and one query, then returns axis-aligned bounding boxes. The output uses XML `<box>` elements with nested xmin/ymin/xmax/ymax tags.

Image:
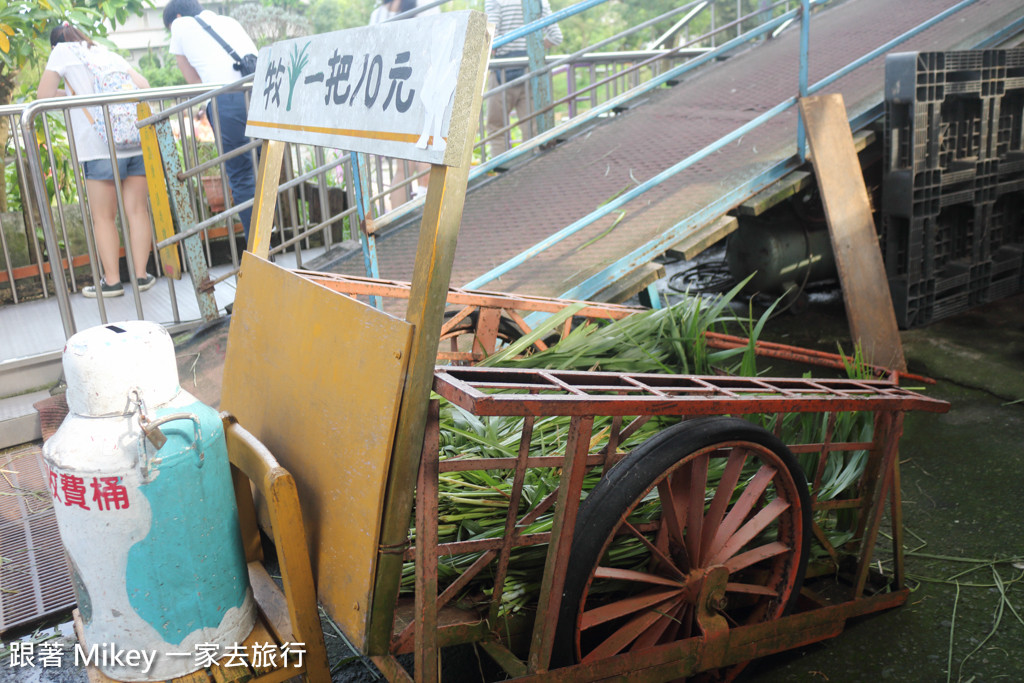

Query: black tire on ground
<box><xmin>440</xmin><ymin>310</ymin><xmax>526</xmax><ymax>361</ymax></box>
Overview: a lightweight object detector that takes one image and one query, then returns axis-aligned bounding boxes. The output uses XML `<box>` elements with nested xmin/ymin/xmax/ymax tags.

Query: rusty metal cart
<box><xmin>185</xmin><ymin>11</ymin><xmax>952</xmax><ymax>682</ymax></box>
<box><xmin>224</xmin><ymin>255</ymin><xmax>948</xmax><ymax>682</ymax></box>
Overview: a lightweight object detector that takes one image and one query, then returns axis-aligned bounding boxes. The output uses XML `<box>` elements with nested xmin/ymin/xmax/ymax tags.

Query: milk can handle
<box><xmin>139</xmin><ymin>412</ymin><xmax>204</xmax><ymax>479</ymax></box>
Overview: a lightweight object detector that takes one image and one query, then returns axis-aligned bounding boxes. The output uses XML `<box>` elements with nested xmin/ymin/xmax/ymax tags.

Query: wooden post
<box><xmin>248</xmin><ymin>139</ymin><xmax>286</xmax><ymax>259</ymax></box>
<box><xmin>799</xmin><ymin>94</ymin><xmax>907</xmax><ymax>371</ymax></box>
<box><xmin>137</xmin><ymin>102</ymin><xmax>181</xmax><ymax>279</ymax></box>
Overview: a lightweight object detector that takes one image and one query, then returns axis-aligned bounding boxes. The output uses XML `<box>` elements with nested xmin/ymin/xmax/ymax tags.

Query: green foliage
<box><xmin>137</xmin><ymin>49</ymin><xmax>186</xmax><ymax>88</ymax></box>
<box><xmin>543</xmin><ymin>0</ymin><xmax>789</xmax><ymax>56</ymax></box>
<box><xmin>404</xmin><ymin>286</ymin><xmax>880</xmax><ymax>609</ymax></box>
<box><xmin>307</xmin><ymin>0</ymin><xmax>377</xmax><ymax>33</ymax></box>
<box><xmin>0</xmin><ymin>0</ymin><xmax>151</xmax><ymax>103</ymax></box>
<box><xmin>3</xmin><ymin>148</ymin><xmax>23</xmax><ymax>212</ymax></box>
<box><xmin>231</xmin><ymin>2</ymin><xmax>311</xmax><ymax>47</ymax></box>
<box><xmin>3</xmin><ymin>113</ymin><xmax>79</xmax><ymax>212</ymax></box>
<box><xmin>0</xmin><ymin>0</ymin><xmax>150</xmax><ymax>213</ymax></box>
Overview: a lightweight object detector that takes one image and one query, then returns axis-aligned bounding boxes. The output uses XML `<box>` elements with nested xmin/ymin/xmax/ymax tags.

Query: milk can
<box><xmin>43</xmin><ymin>321</ymin><xmax>255</xmax><ymax>681</ymax></box>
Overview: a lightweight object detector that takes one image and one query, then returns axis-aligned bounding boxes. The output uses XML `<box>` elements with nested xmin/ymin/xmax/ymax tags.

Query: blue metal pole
<box><xmin>492</xmin><ymin>0</ymin><xmax>608</xmax><ymax>51</ymax></box>
<box><xmin>523</xmin><ymin>0</ymin><xmax>555</xmax><ymax>136</ymax></box>
<box><xmin>797</xmin><ymin>0</ymin><xmax>810</xmax><ymax>162</ymax></box>
<box><xmin>464</xmin><ymin>92</ymin><xmax>802</xmax><ymax>291</ymax></box>
<box><xmin>350</xmin><ymin>152</ymin><xmax>383</xmax><ymax>309</ymax></box>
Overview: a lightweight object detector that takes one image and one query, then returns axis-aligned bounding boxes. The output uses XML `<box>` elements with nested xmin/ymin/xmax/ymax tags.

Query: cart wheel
<box><xmin>554</xmin><ymin>416</ymin><xmax>811</xmax><ymax>680</ymax></box>
<box><xmin>440</xmin><ymin>310</ymin><xmax>525</xmax><ymax>362</ymax></box>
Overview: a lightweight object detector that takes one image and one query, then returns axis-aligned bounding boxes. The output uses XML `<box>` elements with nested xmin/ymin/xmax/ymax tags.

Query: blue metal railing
<box><xmin>464</xmin><ymin>0</ymin><xmax>831</xmax><ymax>291</ymax></box>
<box><xmin>372</xmin><ymin>0</ymin><xmax>807</xmax><ymax>235</ymax></box>
<box><xmin>464</xmin><ymin>0</ymin><xmax>991</xmax><ymax>303</ymax></box>
<box><xmin>9</xmin><ymin>0</ymin><xmax>1021</xmax><ymax>355</ymax></box>
<box><xmin>492</xmin><ymin>0</ymin><xmax>609</xmax><ymax>51</ymax></box>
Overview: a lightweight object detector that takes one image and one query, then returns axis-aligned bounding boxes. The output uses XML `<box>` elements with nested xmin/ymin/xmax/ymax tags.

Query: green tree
<box><xmin>231</xmin><ymin>3</ymin><xmax>311</xmax><ymax>47</ymax></box>
<box><xmin>137</xmin><ymin>48</ymin><xmax>187</xmax><ymax>88</ymax></box>
<box><xmin>0</xmin><ymin>0</ymin><xmax>150</xmax><ymax>212</ymax></box>
<box><xmin>549</xmin><ymin>0</ymin><xmax>694</xmax><ymax>55</ymax></box>
<box><xmin>307</xmin><ymin>0</ymin><xmax>376</xmax><ymax>33</ymax></box>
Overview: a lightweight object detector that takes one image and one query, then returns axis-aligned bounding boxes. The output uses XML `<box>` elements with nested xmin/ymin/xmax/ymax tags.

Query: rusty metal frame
<box><xmin>703</xmin><ymin>332</ymin><xmax>934</xmax><ymax>384</ymax></box>
<box><xmin>431</xmin><ymin>367</ymin><xmax>948</xmax><ymax>417</ymax></box>
<box><xmin>297</xmin><ymin>271</ymin><xmax>936</xmax><ymax>378</ymax></box>
<box><xmin>296</xmin><ymin>270</ymin><xmax>641</xmax><ymax>363</ymax></box>
<box><xmin>380</xmin><ymin>368</ymin><xmax>949</xmax><ymax>682</ymax></box>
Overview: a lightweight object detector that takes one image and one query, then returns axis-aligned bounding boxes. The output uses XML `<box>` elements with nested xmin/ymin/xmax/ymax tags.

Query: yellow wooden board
<box><xmin>799</xmin><ymin>94</ymin><xmax>907</xmax><ymax>372</ymax></box>
<box><xmin>138</xmin><ymin>102</ymin><xmax>182</xmax><ymax>279</ymax></box>
<box><xmin>222</xmin><ymin>252</ymin><xmax>412</xmax><ymax>648</ymax></box>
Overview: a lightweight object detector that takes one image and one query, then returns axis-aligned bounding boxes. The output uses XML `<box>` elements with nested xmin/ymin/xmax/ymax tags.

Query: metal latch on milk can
<box><xmin>132</xmin><ymin>390</ymin><xmax>204</xmax><ymax>480</ymax></box>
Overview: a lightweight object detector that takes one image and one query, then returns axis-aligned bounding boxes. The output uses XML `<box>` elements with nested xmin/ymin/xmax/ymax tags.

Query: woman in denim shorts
<box><xmin>37</xmin><ymin>23</ymin><xmax>155</xmax><ymax>298</ymax></box>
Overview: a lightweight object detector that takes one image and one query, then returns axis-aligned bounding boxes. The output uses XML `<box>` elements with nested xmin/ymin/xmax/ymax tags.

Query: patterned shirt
<box><xmin>485</xmin><ymin>0</ymin><xmax>563</xmax><ymax>56</ymax></box>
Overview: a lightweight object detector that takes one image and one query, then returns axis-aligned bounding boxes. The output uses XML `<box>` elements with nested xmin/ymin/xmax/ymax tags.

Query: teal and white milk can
<box><xmin>43</xmin><ymin>321</ymin><xmax>255</xmax><ymax>681</ymax></box>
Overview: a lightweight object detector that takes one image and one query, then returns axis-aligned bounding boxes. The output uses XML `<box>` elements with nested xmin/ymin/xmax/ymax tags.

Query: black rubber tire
<box><xmin>439</xmin><ymin>310</ymin><xmax>526</xmax><ymax>362</ymax></box>
<box><xmin>553</xmin><ymin>416</ymin><xmax>812</xmax><ymax>676</ymax></box>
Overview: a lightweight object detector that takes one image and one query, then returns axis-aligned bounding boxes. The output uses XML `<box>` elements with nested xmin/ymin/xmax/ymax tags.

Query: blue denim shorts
<box><xmin>82</xmin><ymin>154</ymin><xmax>146</xmax><ymax>181</ymax></box>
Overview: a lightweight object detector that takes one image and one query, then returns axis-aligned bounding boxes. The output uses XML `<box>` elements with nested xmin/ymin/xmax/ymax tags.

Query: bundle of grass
<box><xmin>407</xmin><ymin>284</ymin><xmax>873</xmax><ymax>613</ymax></box>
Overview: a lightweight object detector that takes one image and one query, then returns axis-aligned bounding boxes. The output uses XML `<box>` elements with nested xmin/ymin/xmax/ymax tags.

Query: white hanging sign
<box><xmin>245</xmin><ymin>11</ymin><xmax>489</xmax><ymax>166</ymax></box>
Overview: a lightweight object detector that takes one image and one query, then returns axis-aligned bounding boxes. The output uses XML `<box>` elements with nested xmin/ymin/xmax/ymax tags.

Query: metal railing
<box><xmin>6</xmin><ymin>0</ymin><xmax>798</xmax><ymax>338</ymax></box>
<box><xmin>12</xmin><ymin>80</ymin><xmax>363</xmax><ymax>335</ymax></box>
<box><xmin>8</xmin><ymin>0</ymin><xmax>1012</xmax><ymax>351</ymax></box>
<box><xmin>463</xmin><ymin>0</ymin><xmax>1005</xmax><ymax>303</ymax></box>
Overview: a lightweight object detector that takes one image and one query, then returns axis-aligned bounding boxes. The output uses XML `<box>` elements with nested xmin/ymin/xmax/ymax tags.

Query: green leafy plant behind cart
<box><xmin>403</xmin><ymin>287</ymin><xmax>877</xmax><ymax>614</ymax></box>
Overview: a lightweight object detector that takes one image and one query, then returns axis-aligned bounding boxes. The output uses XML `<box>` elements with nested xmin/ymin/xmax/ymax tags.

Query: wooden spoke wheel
<box><xmin>555</xmin><ymin>417</ymin><xmax>811</xmax><ymax>681</ymax></box>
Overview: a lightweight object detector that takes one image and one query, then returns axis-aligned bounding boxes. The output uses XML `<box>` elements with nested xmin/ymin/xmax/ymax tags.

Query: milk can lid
<box><xmin>63</xmin><ymin>322</ymin><xmax>180</xmax><ymax>417</ymax></box>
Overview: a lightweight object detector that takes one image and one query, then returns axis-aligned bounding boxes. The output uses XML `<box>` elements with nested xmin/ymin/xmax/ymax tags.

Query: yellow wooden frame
<box><xmin>222</xmin><ymin>10</ymin><xmax>492</xmax><ymax>655</ymax></box>
<box><xmin>222</xmin><ymin>413</ymin><xmax>330</xmax><ymax>682</ymax></box>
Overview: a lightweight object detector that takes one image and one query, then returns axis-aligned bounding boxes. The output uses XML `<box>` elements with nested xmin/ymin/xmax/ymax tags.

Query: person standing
<box><xmin>163</xmin><ymin>0</ymin><xmax>258</xmax><ymax>245</ymax></box>
<box><xmin>485</xmin><ymin>0</ymin><xmax>563</xmax><ymax>157</ymax></box>
<box><xmin>37</xmin><ymin>23</ymin><xmax>155</xmax><ymax>299</ymax></box>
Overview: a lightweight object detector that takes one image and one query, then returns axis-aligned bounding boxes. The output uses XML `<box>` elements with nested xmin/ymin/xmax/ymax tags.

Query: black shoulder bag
<box><xmin>194</xmin><ymin>15</ymin><xmax>257</xmax><ymax>77</ymax></box>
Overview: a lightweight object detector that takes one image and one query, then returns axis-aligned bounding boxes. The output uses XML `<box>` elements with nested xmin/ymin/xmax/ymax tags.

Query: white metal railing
<box><xmin>4</xmin><ymin>0</ymin><xmax>803</xmax><ymax>345</ymax></box>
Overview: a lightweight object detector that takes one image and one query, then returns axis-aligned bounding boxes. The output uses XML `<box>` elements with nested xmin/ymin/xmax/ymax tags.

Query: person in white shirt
<box><xmin>163</xmin><ymin>0</ymin><xmax>259</xmax><ymax>243</ymax></box>
<box><xmin>37</xmin><ymin>22</ymin><xmax>155</xmax><ymax>299</ymax></box>
<box><xmin>485</xmin><ymin>0</ymin><xmax>563</xmax><ymax>157</ymax></box>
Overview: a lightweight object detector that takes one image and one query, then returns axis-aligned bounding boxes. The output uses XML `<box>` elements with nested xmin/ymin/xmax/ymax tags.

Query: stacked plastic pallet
<box><xmin>882</xmin><ymin>48</ymin><xmax>1024</xmax><ymax>328</ymax></box>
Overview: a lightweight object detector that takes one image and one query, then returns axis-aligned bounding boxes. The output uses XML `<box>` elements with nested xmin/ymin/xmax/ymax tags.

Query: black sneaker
<box><xmin>136</xmin><ymin>274</ymin><xmax>156</xmax><ymax>292</ymax></box>
<box><xmin>82</xmin><ymin>281</ymin><xmax>124</xmax><ymax>298</ymax></box>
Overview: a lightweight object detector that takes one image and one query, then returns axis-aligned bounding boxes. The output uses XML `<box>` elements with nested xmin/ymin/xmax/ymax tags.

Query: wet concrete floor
<box><xmin>4</xmin><ymin>289</ymin><xmax>1021</xmax><ymax>682</ymax></box>
<box><xmin>744</xmin><ymin>290</ymin><xmax>1024</xmax><ymax>682</ymax></box>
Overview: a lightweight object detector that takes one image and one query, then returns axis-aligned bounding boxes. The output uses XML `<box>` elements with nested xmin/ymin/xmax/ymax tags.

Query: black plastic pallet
<box><xmin>882</xmin><ymin>48</ymin><xmax>1024</xmax><ymax>327</ymax></box>
<box><xmin>890</xmin><ymin>251</ymin><xmax>1022</xmax><ymax>328</ymax></box>
<box><xmin>885</xmin><ymin>49</ymin><xmax>1024</xmax><ymax>175</ymax></box>
<box><xmin>881</xmin><ymin>201</ymin><xmax>992</xmax><ymax>281</ymax></box>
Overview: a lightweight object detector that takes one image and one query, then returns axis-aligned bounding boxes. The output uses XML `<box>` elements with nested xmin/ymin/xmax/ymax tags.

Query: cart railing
<box><xmin>433</xmin><ymin>367</ymin><xmax>947</xmax><ymax>416</ymax></box>
<box><xmin>378</xmin><ymin>368</ymin><xmax>949</xmax><ymax>680</ymax></box>
<box><xmin>298</xmin><ymin>270</ymin><xmax>938</xmax><ymax>382</ymax></box>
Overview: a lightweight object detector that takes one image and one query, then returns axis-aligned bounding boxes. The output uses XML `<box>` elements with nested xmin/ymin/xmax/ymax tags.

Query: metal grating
<box><xmin>0</xmin><ymin>444</ymin><xmax>76</xmax><ymax>636</ymax></box>
<box><xmin>433</xmin><ymin>367</ymin><xmax>951</xmax><ymax>417</ymax></box>
<box><xmin>321</xmin><ymin>0</ymin><xmax>1024</xmax><ymax>301</ymax></box>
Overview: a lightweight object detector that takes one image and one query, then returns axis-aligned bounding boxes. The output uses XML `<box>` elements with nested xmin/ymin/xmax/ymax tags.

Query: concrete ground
<box><xmin>4</xmin><ymin>288</ymin><xmax>1021</xmax><ymax>682</ymax></box>
<box><xmin>744</xmin><ymin>290</ymin><xmax>1024</xmax><ymax>683</ymax></box>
